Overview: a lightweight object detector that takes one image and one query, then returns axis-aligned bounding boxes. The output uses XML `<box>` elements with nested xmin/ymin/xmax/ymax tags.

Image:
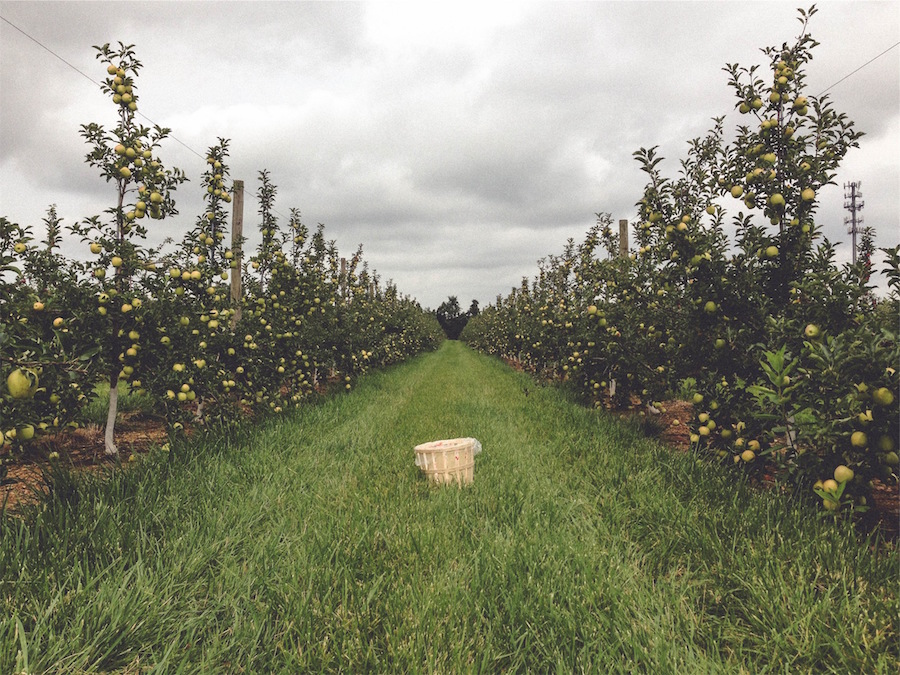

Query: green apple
<box><xmin>833</xmin><ymin>465</ymin><xmax>854</xmax><ymax>483</ymax></box>
<box><xmin>872</xmin><ymin>387</ymin><xmax>894</xmax><ymax>407</ymax></box>
<box><xmin>7</xmin><ymin>368</ymin><xmax>37</xmax><ymax>399</ymax></box>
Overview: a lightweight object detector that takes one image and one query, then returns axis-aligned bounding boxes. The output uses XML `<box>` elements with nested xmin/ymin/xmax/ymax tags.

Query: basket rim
<box><xmin>414</xmin><ymin>437</ymin><xmax>475</xmax><ymax>453</ymax></box>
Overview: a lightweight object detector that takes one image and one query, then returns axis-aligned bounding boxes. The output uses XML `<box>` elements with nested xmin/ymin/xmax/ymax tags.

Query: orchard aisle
<box><xmin>2</xmin><ymin>341</ymin><xmax>897</xmax><ymax>673</ymax></box>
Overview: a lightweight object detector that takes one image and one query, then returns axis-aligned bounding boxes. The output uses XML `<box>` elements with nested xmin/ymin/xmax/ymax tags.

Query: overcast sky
<box><xmin>1</xmin><ymin>1</ymin><xmax>898</xmax><ymax>309</ymax></box>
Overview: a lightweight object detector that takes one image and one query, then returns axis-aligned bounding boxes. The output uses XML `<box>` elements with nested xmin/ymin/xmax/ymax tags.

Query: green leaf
<box><xmin>78</xmin><ymin>346</ymin><xmax>102</xmax><ymax>361</ymax></box>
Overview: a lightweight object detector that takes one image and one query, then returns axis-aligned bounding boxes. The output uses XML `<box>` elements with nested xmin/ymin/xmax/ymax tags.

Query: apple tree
<box><xmin>70</xmin><ymin>42</ymin><xmax>187</xmax><ymax>455</ymax></box>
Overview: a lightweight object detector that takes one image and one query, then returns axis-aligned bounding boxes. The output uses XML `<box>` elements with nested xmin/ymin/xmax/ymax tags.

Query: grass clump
<box><xmin>81</xmin><ymin>380</ymin><xmax>157</xmax><ymax>425</ymax></box>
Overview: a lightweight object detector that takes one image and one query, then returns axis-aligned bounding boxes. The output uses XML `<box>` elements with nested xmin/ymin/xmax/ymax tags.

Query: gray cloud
<box><xmin>1</xmin><ymin>1</ymin><xmax>897</xmax><ymax>309</ymax></box>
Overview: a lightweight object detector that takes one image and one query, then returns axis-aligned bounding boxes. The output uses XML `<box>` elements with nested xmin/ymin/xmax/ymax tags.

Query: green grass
<box><xmin>2</xmin><ymin>342</ymin><xmax>897</xmax><ymax>673</ymax></box>
<box><xmin>82</xmin><ymin>380</ymin><xmax>157</xmax><ymax>424</ymax></box>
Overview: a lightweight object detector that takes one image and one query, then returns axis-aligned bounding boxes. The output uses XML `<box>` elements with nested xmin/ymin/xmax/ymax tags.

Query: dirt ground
<box><xmin>1</xmin><ymin>412</ymin><xmax>168</xmax><ymax>512</ymax></box>
<box><xmin>2</xmin><ymin>393</ymin><xmax>897</xmax><ymax>541</ymax></box>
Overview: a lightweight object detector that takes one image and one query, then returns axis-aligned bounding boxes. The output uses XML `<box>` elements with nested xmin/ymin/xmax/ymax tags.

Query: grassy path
<box><xmin>2</xmin><ymin>341</ymin><xmax>897</xmax><ymax>673</ymax></box>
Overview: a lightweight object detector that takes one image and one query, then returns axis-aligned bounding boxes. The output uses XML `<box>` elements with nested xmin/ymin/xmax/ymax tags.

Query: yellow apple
<box><xmin>833</xmin><ymin>465</ymin><xmax>854</xmax><ymax>483</ymax></box>
<box><xmin>7</xmin><ymin>368</ymin><xmax>37</xmax><ymax>399</ymax></box>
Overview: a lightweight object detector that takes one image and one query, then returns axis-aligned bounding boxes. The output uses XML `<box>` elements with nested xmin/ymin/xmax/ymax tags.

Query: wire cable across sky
<box><xmin>1</xmin><ymin>14</ymin><xmax>205</xmax><ymax>161</ymax></box>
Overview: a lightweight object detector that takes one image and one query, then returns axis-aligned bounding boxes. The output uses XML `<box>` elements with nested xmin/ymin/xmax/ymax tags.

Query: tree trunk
<box><xmin>104</xmin><ymin>372</ymin><xmax>119</xmax><ymax>456</ymax></box>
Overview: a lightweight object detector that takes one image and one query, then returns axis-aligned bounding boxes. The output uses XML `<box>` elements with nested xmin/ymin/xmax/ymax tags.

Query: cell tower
<box><xmin>844</xmin><ymin>181</ymin><xmax>865</xmax><ymax>264</ymax></box>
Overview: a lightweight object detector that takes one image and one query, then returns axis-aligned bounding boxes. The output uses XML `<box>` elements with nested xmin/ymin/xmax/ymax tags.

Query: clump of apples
<box><xmin>813</xmin><ymin>465</ymin><xmax>855</xmax><ymax>512</ymax></box>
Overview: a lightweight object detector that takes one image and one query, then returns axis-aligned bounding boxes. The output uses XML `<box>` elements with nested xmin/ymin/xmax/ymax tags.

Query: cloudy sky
<box><xmin>1</xmin><ymin>1</ymin><xmax>897</xmax><ymax>309</ymax></box>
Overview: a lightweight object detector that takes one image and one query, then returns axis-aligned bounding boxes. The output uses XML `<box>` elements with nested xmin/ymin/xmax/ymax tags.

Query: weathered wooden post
<box><xmin>230</xmin><ymin>179</ymin><xmax>244</xmax><ymax>329</ymax></box>
<box><xmin>608</xmin><ymin>218</ymin><xmax>630</xmax><ymax>399</ymax></box>
<box><xmin>340</xmin><ymin>257</ymin><xmax>348</xmax><ymax>301</ymax></box>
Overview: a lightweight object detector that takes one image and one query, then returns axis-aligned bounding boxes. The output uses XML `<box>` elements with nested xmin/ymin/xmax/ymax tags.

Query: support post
<box><xmin>230</xmin><ymin>179</ymin><xmax>244</xmax><ymax>329</ymax></box>
<box><xmin>619</xmin><ymin>219</ymin><xmax>629</xmax><ymax>258</ymax></box>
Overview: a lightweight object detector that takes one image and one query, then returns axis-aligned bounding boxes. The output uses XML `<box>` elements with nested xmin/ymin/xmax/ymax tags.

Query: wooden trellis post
<box><xmin>619</xmin><ymin>219</ymin><xmax>628</xmax><ymax>258</ymax></box>
<box><xmin>230</xmin><ymin>179</ymin><xmax>244</xmax><ymax>329</ymax></box>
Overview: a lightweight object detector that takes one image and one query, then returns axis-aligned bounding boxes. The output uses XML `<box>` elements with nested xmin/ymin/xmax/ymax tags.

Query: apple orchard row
<box><xmin>462</xmin><ymin>12</ymin><xmax>898</xmax><ymax>517</ymax></box>
<box><xmin>1</xmin><ymin>42</ymin><xmax>443</xmax><ymax>465</ymax></box>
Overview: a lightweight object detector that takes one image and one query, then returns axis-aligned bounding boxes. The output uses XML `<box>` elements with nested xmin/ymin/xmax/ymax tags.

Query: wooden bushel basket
<box><xmin>414</xmin><ymin>438</ymin><xmax>478</xmax><ymax>486</ymax></box>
